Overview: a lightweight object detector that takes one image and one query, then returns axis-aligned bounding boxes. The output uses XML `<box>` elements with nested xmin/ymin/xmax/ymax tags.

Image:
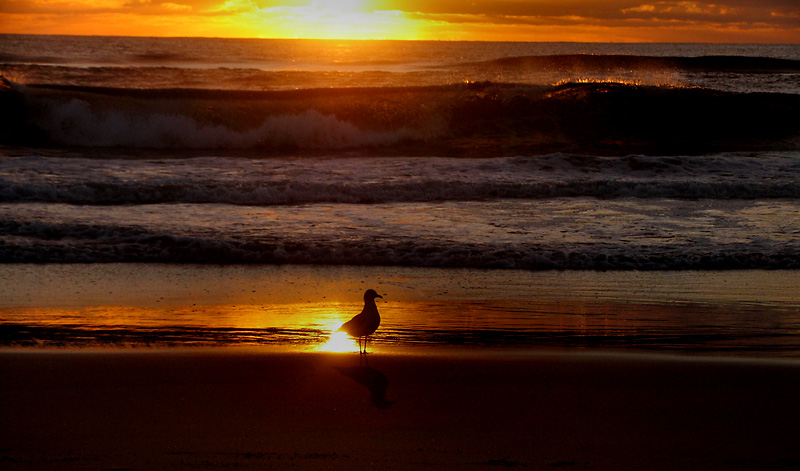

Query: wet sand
<box><xmin>4</xmin><ymin>265</ymin><xmax>800</xmax><ymax>354</ymax></box>
<box><xmin>2</xmin><ymin>349</ymin><xmax>800</xmax><ymax>470</ymax></box>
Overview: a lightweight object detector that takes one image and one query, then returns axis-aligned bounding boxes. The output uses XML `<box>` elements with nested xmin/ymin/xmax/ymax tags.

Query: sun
<box><xmin>257</xmin><ymin>1</ymin><xmax>421</xmax><ymax>40</ymax></box>
<box><xmin>322</xmin><ymin>0</ymin><xmax>367</xmax><ymax>13</ymax></box>
<box><xmin>313</xmin><ymin>317</ymin><xmax>359</xmax><ymax>353</ymax></box>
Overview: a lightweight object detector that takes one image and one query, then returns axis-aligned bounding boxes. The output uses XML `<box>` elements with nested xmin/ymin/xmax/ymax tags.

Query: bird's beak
<box><xmin>376</xmin><ymin>294</ymin><xmax>383</xmax><ymax>299</ymax></box>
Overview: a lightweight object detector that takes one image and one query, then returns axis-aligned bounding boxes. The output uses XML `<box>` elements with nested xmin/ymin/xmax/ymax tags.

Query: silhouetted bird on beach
<box><xmin>339</xmin><ymin>289</ymin><xmax>383</xmax><ymax>355</ymax></box>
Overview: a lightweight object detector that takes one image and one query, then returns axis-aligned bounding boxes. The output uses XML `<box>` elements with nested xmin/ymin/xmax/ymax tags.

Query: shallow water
<box><xmin>2</xmin><ymin>265</ymin><xmax>799</xmax><ymax>356</ymax></box>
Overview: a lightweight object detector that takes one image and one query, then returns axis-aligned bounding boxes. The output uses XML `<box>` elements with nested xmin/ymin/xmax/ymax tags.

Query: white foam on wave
<box><xmin>39</xmin><ymin>98</ymin><xmax>420</xmax><ymax>149</ymax></box>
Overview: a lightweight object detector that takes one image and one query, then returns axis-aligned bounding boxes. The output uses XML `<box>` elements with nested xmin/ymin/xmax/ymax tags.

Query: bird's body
<box><xmin>339</xmin><ymin>289</ymin><xmax>382</xmax><ymax>354</ymax></box>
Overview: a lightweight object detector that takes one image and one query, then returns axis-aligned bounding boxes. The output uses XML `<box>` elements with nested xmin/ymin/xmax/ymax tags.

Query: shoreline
<box><xmin>2</xmin><ymin>265</ymin><xmax>800</xmax><ymax>355</ymax></box>
<box><xmin>2</xmin><ymin>349</ymin><xmax>800</xmax><ymax>470</ymax></box>
<box><xmin>5</xmin><ymin>344</ymin><xmax>800</xmax><ymax>364</ymax></box>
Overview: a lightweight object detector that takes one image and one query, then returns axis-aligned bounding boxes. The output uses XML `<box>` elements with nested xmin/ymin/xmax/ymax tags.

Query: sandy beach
<box><xmin>2</xmin><ymin>349</ymin><xmax>799</xmax><ymax>470</ymax></box>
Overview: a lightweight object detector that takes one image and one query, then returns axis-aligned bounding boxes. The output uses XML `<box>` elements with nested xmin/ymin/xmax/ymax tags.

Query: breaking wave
<box><xmin>3</xmin><ymin>77</ymin><xmax>799</xmax><ymax>155</ymax></box>
<box><xmin>456</xmin><ymin>54</ymin><xmax>800</xmax><ymax>73</ymax></box>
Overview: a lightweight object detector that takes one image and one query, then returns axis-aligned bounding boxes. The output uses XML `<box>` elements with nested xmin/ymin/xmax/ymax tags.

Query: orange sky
<box><xmin>1</xmin><ymin>0</ymin><xmax>798</xmax><ymax>42</ymax></box>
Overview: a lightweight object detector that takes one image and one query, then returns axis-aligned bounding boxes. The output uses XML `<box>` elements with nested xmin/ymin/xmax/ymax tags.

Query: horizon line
<box><xmin>2</xmin><ymin>32</ymin><xmax>798</xmax><ymax>45</ymax></box>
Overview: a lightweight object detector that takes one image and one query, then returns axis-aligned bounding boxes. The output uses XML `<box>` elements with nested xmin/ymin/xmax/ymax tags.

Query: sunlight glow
<box><xmin>312</xmin><ymin>315</ymin><xmax>360</xmax><ymax>353</ymax></box>
<box><xmin>318</xmin><ymin>330</ymin><xmax>359</xmax><ymax>353</ymax></box>
<box><xmin>253</xmin><ymin>1</ymin><xmax>422</xmax><ymax>40</ymax></box>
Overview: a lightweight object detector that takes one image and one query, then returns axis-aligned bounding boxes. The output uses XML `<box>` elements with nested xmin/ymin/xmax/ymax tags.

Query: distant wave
<box><xmin>455</xmin><ymin>54</ymin><xmax>800</xmax><ymax>73</ymax></box>
<box><xmin>0</xmin><ymin>50</ymin><xmax>206</xmax><ymax>66</ymax></box>
<box><xmin>0</xmin><ymin>53</ymin><xmax>65</xmax><ymax>65</ymax></box>
<box><xmin>3</xmin><ymin>78</ymin><xmax>799</xmax><ymax>155</ymax></box>
<box><xmin>6</xmin><ymin>51</ymin><xmax>800</xmax><ymax>72</ymax></box>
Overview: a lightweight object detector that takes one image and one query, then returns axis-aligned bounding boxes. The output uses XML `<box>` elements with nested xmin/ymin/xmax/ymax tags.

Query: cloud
<box><xmin>390</xmin><ymin>0</ymin><xmax>800</xmax><ymax>41</ymax></box>
<box><xmin>162</xmin><ymin>2</ymin><xmax>192</xmax><ymax>11</ymax></box>
<box><xmin>0</xmin><ymin>0</ymin><xmax>201</xmax><ymax>14</ymax></box>
<box><xmin>207</xmin><ymin>0</ymin><xmax>257</xmax><ymax>14</ymax></box>
<box><xmin>378</xmin><ymin>0</ymin><xmax>800</xmax><ymax>27</ymax></box>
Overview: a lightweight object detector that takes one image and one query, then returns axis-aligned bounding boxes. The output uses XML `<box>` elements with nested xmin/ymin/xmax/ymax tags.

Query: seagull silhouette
<box><xmin>339</xmin><ymin>289</ymin><xmax>383</xmax><ymax>355</ymax></box>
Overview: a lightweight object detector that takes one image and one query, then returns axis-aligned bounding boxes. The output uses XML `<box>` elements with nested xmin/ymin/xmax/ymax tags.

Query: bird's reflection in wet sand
<box><xmin>336</xmin><ymin>365</ymin><xmax>394</xmax><ymax>409</ymax></box>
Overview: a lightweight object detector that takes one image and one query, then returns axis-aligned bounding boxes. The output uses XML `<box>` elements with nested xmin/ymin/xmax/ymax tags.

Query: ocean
<box><xmin>1</xmin><ymin>35</ymin><xmax>799</xmax><ymax>354</ymax></box>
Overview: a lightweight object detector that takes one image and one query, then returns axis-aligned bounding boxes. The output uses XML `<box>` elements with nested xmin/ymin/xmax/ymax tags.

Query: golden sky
<box><xmin>1</xmin><ymin>0</ymin><xmax>798</xmax><ymax>42</ymax></box>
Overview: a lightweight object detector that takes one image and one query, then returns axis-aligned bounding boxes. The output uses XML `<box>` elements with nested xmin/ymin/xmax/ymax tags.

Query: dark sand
<box><xmin>2</xmin><ymin>349</ymin><xmax>800</xmax><ymax>470</ymax></box>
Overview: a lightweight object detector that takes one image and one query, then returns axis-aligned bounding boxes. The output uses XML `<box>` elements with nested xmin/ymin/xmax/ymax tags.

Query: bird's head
<box><xmin>364</xmin><ymin>289</ymin><xmax>383</xmax><ymax>301</ymax></box>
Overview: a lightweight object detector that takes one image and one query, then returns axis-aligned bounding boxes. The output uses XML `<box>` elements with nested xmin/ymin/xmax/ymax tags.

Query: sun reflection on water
<box><xmin>315</xmin><ymin>319</ymin><xmax>359</xmax><ymax>353</ymax></box>
<box><xmin>318</xmin><ymin>330</ymin><xmax>359</xmax><ymax>353</ymax></box>
<box><xmin>552</xmin><ymin>76</ymin><xmax>690</xmax><ymax>88</ymax></box>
